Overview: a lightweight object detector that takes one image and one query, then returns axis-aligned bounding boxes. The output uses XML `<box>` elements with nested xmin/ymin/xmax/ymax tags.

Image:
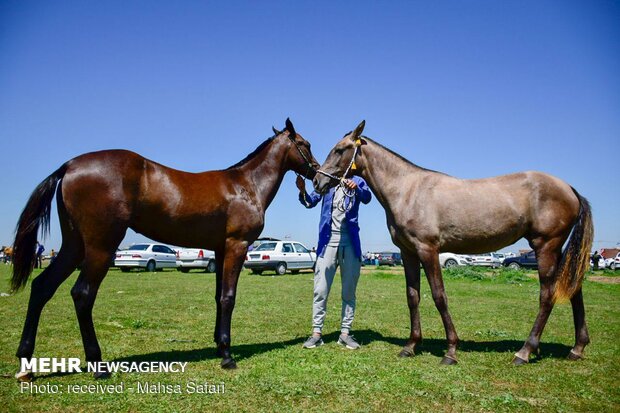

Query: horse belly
<box><xmin>437</xmin><ymin>202</ymin><xmax>530</xmax><ymax>254</ymax></box>
<box><xmin>131</xmin><ymin>213</ymin><xmax>226</xmax><ymax>250</ymax></box>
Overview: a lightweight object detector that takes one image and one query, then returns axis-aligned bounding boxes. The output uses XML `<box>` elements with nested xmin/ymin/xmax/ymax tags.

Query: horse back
<box><xmin>412</xmin><ymin>171</ymin><xmax>579</xmax><ymax>253</ymax></box>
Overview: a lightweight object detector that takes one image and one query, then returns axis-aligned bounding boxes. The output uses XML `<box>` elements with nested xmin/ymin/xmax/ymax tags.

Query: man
<box><xmin>35</xmin><ymin>242</ymin><xmax>45</xmax><ymax>269</ymax></box>
<box><xmin>296</xmin><ymin>174</ymin><xmax>372</xmax><ymax>349</ymax></box>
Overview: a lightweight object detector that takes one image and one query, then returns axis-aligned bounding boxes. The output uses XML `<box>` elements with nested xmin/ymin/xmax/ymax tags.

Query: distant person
<box><xmin>296</xmin><ymin>175</ymin><xmax>372</xmax><ymax>350</ymax></box>
<box><xmin>591</xmin><ymin>250</ymin><xmax>601</xmax><ymax>271</ymax></box>
<box><xmin>50</xmin><ymin>248</ymin><xmax>56</xmax><ymax>263</ymax></box>
<box><xmin>35</xmin><ymin>242</ymin><xmax>45</xmax><ymax>269</ymax></box>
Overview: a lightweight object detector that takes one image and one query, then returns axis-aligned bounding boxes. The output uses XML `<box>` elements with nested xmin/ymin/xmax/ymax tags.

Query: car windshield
<box><xmin>255</xmin><ymin>242</ymin><xmax>277</xmax><ymax>251</ymax></box>
<box><xmin>128</xmin><ymin>244</ymin><xmax>149</xmax><ymax>251</ymax></box>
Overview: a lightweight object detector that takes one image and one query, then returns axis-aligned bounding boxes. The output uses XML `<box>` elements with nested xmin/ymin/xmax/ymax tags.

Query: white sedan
<box><xmin>439</xmin><ymin>252</ymin><xmax>473</xmax><ymax>268</ymax></box>
<box><xmin>115</xmin><ymin>243</ymin><xmax>177</xmax><ymax>272</ymax></box>
<box><xmin>176</xmin><ymin>248</ymin><xmax>217</xmax><ymax>273</ymax></box>
<box><xmin>470</xmin><ymin>253</ymin><xmax>502</xmax><ymax>268</ymax></box>
<box><xmin>244</xmin><ymin>240</ymin><xmax>317</xmax><ymax>275</ymax></box>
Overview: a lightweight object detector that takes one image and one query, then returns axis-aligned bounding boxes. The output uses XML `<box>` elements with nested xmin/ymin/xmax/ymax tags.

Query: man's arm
<box><xmin>297</xmin><ymin>176</ymin><xmax>322</xmax><ymax>208</ymax></box>
<box><xmin>355</xmin><ymin>178</ymin><xmax>372</xmax><ymax>204</ymax></box>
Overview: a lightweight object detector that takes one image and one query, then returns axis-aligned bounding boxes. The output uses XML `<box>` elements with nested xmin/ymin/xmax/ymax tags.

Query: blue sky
<box><xmin>1</xmin><ymin>1</ymin><xmax>618</xmax><ymax>254</ymax></box>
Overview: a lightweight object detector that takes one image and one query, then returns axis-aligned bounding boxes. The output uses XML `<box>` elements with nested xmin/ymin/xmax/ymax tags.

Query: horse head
<box><xmin>273</xmin><ymin>118</ymin><xmax>319</xmax><ymax>180</ymax></box>
<box><xmin>313</xmin><ymin>120</ymin><xmax>367</xmax><ymax>194</ymax></box>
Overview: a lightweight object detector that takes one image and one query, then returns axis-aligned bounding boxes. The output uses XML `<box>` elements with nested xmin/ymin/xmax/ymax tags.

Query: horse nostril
<box><xmin>312</xmin><ymin>177</ymin><xmax>320</xmax><ymax>188</ymax></box>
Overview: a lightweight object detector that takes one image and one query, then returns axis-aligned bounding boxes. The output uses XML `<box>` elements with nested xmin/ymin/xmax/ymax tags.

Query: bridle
<box><xmin>287</xmin><ymin>134</ymin><xmax>316</xmax><ymax>185</ymax></box>
<box><xmin>314</xmin><ymin>139</ymin><xmax>362</xmax><ymax>212</ymax></box>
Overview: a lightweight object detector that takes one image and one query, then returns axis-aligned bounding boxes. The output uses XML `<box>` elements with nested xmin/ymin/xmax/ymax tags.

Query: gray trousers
<box><xmin>312</xmin><ymin>242</ymin><xmax>361</xmax><ymax>334</ymax></box>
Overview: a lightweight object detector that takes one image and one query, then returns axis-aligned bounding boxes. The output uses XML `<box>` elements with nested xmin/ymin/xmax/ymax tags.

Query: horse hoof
<box><xmin>440</xmin><ymin>356</ymin><xmax>457</xmax><ymax>365</ymax></box>
<box><xmin>398</xmin><ymin>348</ymin><xmax>415</xmax><ymax>358</ymax></box>
<box><xmin>15</xmin><ymin>371</ymin><xmax>33</xmax><ymax>382</ymax></box>
<box><xmin>221</xmin><ymin>358</ymin><xmax>237</xmax><ymax>370</ymax></box>
<box><xmin>512</xmin><ymin>356</ymin><xmax>529</xmax><ymax>366</ymax></box>
<box><xmin>567</xmin><ymin>350</ymin><xmax>583</xmax><ymax>361</ymax></box>
<box><xmin>93</xmin><ymin>371</ymin><xmax>111</xmax><ymax>379</ymax></box>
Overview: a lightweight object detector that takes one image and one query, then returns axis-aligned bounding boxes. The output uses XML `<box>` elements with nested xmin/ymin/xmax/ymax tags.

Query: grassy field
<box><xmin>0</xmin><ymin>264</ymin><xmax>618</xmax><ymax>412</ymax></box>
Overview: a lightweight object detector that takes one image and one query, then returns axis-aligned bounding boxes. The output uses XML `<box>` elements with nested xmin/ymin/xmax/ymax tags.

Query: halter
<box><xmin>288</xmin><ymin>134</ymin><xmax>318</xmax><ymax>207</ymax></box>
<box><xmin>315</xmin><ymin>140</ymin><xmax>362</xmax><ymax>212</ymax></box>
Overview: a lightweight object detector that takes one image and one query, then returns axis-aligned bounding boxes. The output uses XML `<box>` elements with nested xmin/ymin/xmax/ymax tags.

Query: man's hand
<box><xmin>342</xmin><ymin>179</ymin><xmax>357</xmax><ymax>190</ymax></box>
<box><xmin>296</xmin><ymin>175</ymin><xmax>306</xmax><ymax>192</ymax></box>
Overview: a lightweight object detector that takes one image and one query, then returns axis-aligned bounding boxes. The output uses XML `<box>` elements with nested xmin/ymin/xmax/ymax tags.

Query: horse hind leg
<box><xmin>568</xmin><ymin>287</ymin><xmax>589</xmax><ymax>360</ymax></box>
<box><xmin>71</xmin><ymin>238</ymin><xmax>123</xmax><ymax>379</ymax></box>
<box><xmin>15</xmin><ymin>237</ymin><xmax>84</xmax><ymax>381</ymax></box>
<box><xmin>513</xmin><ymin>238</ymin><xmax>562</xmax><ymax>365</ymax></box>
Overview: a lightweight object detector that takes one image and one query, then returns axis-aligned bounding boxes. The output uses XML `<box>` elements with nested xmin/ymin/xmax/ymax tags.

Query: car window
<box><xmin>293</xmin><ymin>243</ymin><xmax>309</xmax><ymax>253</ymax></box>
<box><xmin>255</xmin><ymin>242</ymin><xmax>277</xmax><ymax>251</ymax></box>
<box><xmin>282</xmin><ymin>243</ymin><xmax>294</xmax><ymax>253</ymax></box>
<box><xmin>128</xmin><ymin>244</ymin><xmax>149</xmax><ymax>251</ymax></box>
<box><xmin>152</xmin><ymin>245</ymin><xmax>163</xmax><ymax>253</ymax></box>
<box><xmin>162</xmin><ymin>246</ymin><xmax>175</xmax><ymax>254</ymax></box>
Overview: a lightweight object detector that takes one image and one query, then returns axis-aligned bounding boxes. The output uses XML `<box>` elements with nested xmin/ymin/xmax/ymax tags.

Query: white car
<box><xmin>176</xmin><ymin>248</ymin><xmax>216</xmax><ymax>273</ymax></box>
<box><xmin>439</xmin><ymin>252</ymin><xmax>473</xmax><ymax>268</ymax></box>
<box><xmin>244</xmin><ymin>240</ymin><xmax>317</xmax><ymax>275</ymax></box>
<box><xmin>470</xmin><ymin>253</ymin><xmax>502</xmax><ymax>268</ymax></box>
<box><xmin>115</xmin><ymin>243</ymin><xmax>177</xmax><ymax>272</ymax></box>
<box><xmin>609</xmin><ymin>253</ymin><xmax>620</xmax><ymax>270</ymax></box>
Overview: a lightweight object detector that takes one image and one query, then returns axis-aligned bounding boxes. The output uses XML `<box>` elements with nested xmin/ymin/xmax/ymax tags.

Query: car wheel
<box><xmin>275</xmin><ymin>262</ymin><xmax>287</xmax><ymax>275</ymax></box>
<box><xmin>146</xmin><ymin>260</ymin><xmax>156</xmax><ymax>272</ymax></box>
<box><xmin>206</xmin><ymin>260</ymin><xmax>216</xmax><ymax>273</ymax></box>
<box><xmin>179</xmin><ymin>268</ymin><xmax>189</xmax><ymax>273</ymax></box>
<box><xmin>120</xmin><ymin>267</ymin><xmax>130</xmax><ymax>273</ymax></box>
<box><xmin>251</xmin><ymin>269</ymin><xmax>263</xmax><ymax>275</ymax></box>
<box><xmin>444</xmin><ymin>259</ymin><xmax>457</xmax><ymax>268</ymax></box>
<box><xmin>508</xmin><ymin>262</ymin><xmax>521</xmax><ymax>270</ymax></box>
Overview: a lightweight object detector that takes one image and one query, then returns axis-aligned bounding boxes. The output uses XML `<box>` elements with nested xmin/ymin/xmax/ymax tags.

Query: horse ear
<box><xmin>272</xmin><ymin>126</ymin><xmax>281</xmax><ymax>135</ymax></box>
<box><xmin>285</xmin><ymin>118</ymin><xmax>297</xmax><ymax>137</ymax></box>
<box><xmin>351</xmin><ymin>120</ymin><xmax>365</xmax><ymax>141</ymax></box>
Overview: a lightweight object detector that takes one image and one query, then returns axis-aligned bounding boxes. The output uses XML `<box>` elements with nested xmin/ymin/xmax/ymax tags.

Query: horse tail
<box><xmin>553</xmin><ymin>188</ymin><xmax>593</xmax><ymax>303</ymax></box>
<box><xmin>11</xmin><ymin>164</ymin><xmax>68</xmax><ymax>292</ymax></box>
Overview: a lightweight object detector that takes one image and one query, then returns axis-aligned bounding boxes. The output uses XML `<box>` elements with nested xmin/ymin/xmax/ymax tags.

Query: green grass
<box><xmin>0</xmin><ymin>264</ymin><xmax>618</xmax><ymax>412</ymax></box>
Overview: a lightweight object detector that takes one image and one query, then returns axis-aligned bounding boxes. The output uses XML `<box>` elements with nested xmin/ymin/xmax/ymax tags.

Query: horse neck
<box><xmin>235</xmin><ymin>137</ymin><xmax>289</xmax><ymax>210</ymax></box>
<box><xmin>359</xmin><ymin>140</ymin><xmax>429</xmax><ymax>211</ymax></box>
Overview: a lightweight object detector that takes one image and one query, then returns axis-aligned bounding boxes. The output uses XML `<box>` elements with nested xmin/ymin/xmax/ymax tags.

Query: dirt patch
<box><xmin>588</xmin><ymin>276</ymin><xmax>620</xmax><ymax>284</ymax></box>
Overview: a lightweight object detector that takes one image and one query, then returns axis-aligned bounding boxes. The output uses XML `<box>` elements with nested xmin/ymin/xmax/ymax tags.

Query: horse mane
<box><xmin>363</xmin><ymin>136</ymin><xmax>447</xmax><ymax>175</ymax></box>
<box><xmin>226</xmin><ymin>135</ymin><xmax>277</xmax><ymax>170</ymax></box>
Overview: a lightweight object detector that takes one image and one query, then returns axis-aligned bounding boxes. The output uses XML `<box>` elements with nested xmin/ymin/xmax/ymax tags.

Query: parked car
<box><xmin>376</xmin><ymin>252</ymin><xmax>402</xmax><ymax>266</ymax></box>
<box><xmin>503</xmin><ymin>250</ymin><xmax>537</xmax><ymax>269</ymax></box>
<box><xmin>439</xmin><ymin>252</ymin><xmax>473</xmax><ymax>268</ymax></box>
<box><xmin>244</xmin><ymin>240</ymin><xmax>317</xmax><ymax>275</ymax></box>
<box><xmin>115</xmin><ymin>243</ymin><xmax>177</xmax><ymax>272</ymax></box>
<box><xmin>470</xmin><ymin>253</ymin><xmax>502</xmax><ymax>268</ymax></box>
<box><xmin>609</xmin><ymin>253</ymin><xmax>620</xmax><ymax>270</ymax></box>
<box><xmin>176</xmin><ymin>248</ymin><xmax>216</xmax><ymax>273</ymax></box>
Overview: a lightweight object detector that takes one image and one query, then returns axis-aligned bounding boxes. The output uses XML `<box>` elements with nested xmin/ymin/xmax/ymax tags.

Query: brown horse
<box><xmin>314</xmin><ymin>121</ymin><xmax>592</xmax><ymax>365</ymax></box>
<box><xmin>12</xmin><ymin>119</ymin><xmax>319</xmax><ymax>379</ymax></box>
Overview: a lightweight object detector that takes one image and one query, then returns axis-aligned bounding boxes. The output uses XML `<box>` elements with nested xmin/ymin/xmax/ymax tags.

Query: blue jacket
<box><xmin>299</xmin><ymin>176</ymin><xmax>372</xmax><ymax>259</ymax></box>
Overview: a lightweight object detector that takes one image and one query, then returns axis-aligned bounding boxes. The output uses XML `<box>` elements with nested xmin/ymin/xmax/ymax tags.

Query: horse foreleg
<box><xmin>15</xmin><ymin>248</ymin><xmax>81</xmax><ymax>381</ymax></box>
<box><xmin>513</xmin><ymin>240</ymin><xmax>561</xmax><ymax>365</ymax></box>
<box><xmin>213</xmin><ymin>251</ymin><xmax>224</xmax><ymax>344</ymax></box>
<box><xmin>217</xmin><ymin>239</ymin><xmax>248</xmax><ymax>369</ymax></box>
<box><xmin>419</xmin><ymin>248</ymin><xmax>459</xmax><ymax>364</ymax></box>
<box><xmin>399</xmin><ymin>250</ymin><xmax>422</xmax><ymax>358</ymax></box>
<box><xmin>71</xmin><ymin>249</ymin><xmax>111</xmax><ymax>378</ymax></box>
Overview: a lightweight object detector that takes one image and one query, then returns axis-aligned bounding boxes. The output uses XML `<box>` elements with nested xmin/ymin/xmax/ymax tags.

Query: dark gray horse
<box><xmin>313</xmin><ymin>121</ymin><xmax>592</xmax><ymax>365</ymax></box>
